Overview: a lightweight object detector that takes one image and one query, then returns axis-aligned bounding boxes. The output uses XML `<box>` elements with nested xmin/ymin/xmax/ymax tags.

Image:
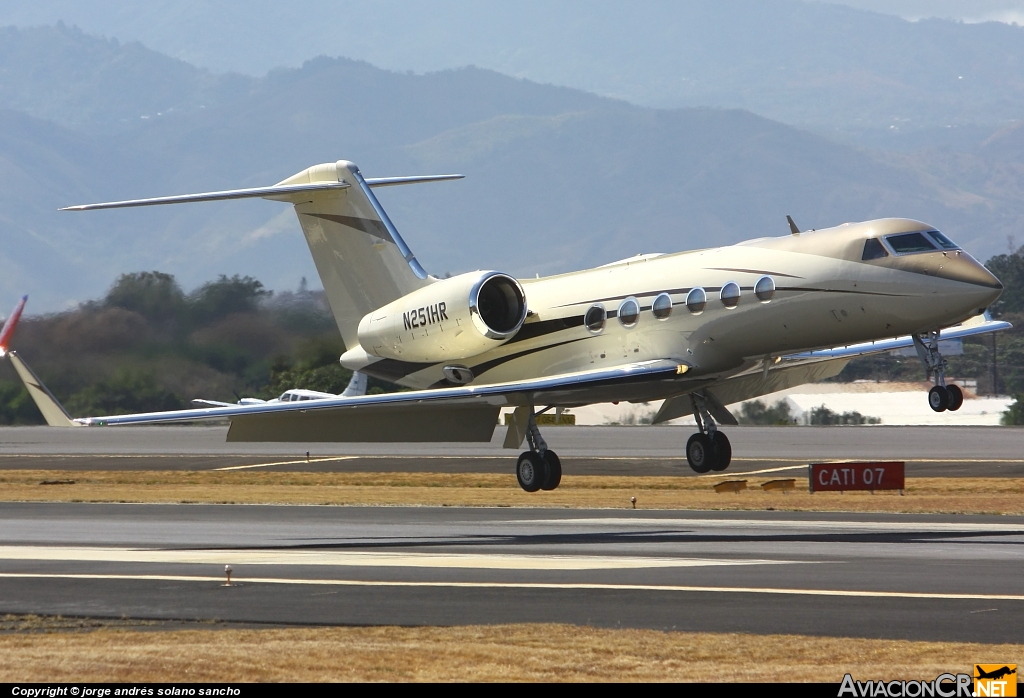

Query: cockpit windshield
<box><xmin>926</xmin><ymin>230</ymin><xmax>959</xmax><ymax>250</ymax></box>
<box><xmin>862</xmin><ymin>238</ymin><xmax>888</xmax><ymax>260</ymax></box>
<box><xmin>885</xmin><ymin>232</ymin><xmax>938</xmax><ymax>254</ymax></box>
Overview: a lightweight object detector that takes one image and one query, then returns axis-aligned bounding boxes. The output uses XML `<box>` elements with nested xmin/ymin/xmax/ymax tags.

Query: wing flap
<box><xmin>226</xmin><ymin>403</ymin><xmax>500</xmax><ymax>443</ymax></box>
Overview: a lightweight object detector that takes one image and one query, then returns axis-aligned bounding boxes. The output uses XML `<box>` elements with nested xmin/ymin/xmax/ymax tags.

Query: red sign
<box><xmin>809</xmin><ymin>462</ymin><xmax>905</xmax><ymax>492</ymax></box>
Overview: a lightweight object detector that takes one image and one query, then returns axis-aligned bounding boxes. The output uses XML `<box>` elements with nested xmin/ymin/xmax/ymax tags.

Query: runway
<box><xmin>1</xmin><ymin>425</ymin><xmax>1023</xmax><ymax>477</ymax></box>
<box><xmin>1</xmin><ymin>503</ymin><xmax>1022</xmax><ymax>642</ymax></box>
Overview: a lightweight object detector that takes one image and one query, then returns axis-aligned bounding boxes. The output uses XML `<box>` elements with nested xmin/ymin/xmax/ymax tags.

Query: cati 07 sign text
<box><xmin>809</xmin><ymin>462</ymin><xmax>905</xmax><ymax>492</ymax></box>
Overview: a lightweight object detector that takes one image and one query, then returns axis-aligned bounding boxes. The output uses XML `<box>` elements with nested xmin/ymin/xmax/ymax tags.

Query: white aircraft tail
<box><xmin>276</xmin><ymin>161</ymin><xmax>435</xmax><ymax>350</ymax></box>
<box><xmin>62</xmin><ymin>160</ymin><xmax>462</xmax><ymax>352</ymax></box>
<box><xmin>341</xmin><ymin>370</ymin><xmax>368</xmax><ymax>397</ymax></box>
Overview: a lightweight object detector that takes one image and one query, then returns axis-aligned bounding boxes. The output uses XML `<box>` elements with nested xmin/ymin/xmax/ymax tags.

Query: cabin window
<box><xmin>585</xmin><ymin>304</ymin><xmax>606</xmax><ymax>333</ymax></box>
<box><xmin>862</xmin><ymin>238</ymin><xmax>888</xmax><ymax>260</ymax></box>
<box><xmin>685</xmin><ymin>287</ymin><xmax>706</xmax><ymax>314</ymax></box>
<box><xmin>885</xmin><ymin>232</ymin><xmax>937</xmax><ymax>254</ymax></box>
<box><xmin>652</xmin><ymin>293</ymin><xmax>673</xmax><ymax>319</ymax></box>
<box><xmin>618</xmin><ymin>298</ymin><xmax>639</xmax><ymax>327</ymax></box>
<box><xmin>927</xmin><ymin>230</ymin><xmax>959</xmax><ymax>250</ymax></box>
<box><xmin>754</xmin><ymin>276</ymin><xmax>776</xmax><ymax>303</ymax></box>
<box><xmin>720</xmin><ymin>281</ymin><xmax>741</xmax><ymax>308</ymax></box>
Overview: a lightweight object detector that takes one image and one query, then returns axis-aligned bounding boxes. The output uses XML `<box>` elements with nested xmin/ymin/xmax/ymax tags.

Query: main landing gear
<box><xmin>686</xmin><ymin>393</ymin><xmax>732</xmax><ymax>474</ymax></box>
<box><xmin>914</xmin><ymin>332</ymin><xmax>964</xmax><ymax>413</ymax></box>
<box><xmin>515</xmin><ymin>411</ymin><xmax>562</xmax><ymax>492</ymax></box>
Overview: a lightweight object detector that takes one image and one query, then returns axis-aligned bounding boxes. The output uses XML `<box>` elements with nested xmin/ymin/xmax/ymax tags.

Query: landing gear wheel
<box><xmin>540</xmin><ymin>450</ymin><xmax>562</xmax><ymax>491</ymax></box>
<box><xmin>710</xmin><ymin>432</ymin><xmax>732</xmax><ymax>471</ymax></box>
<box><xmin>945</xmin><ymin>384</ymin><xmax>964</xmax><ymax>412</ymax></box>
<box><xmin>686</xmin><ymin>433</ymin><xmax>716</xmax><ymax>474</ymax></box>
<box><xmin>928</xmin><ymin>385</ymin><xmax>949</xmax><ymax>412</ymax></box>
<box><xmin>516</xmin><ymin>451</ymin><xmax>549</xmax><ymax>492</ymax></box>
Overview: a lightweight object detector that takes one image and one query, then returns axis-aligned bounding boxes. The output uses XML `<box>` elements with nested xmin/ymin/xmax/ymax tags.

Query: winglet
<box><xmin>5</xmin><ymin>351</ymin><xmax>80</xmax><ymax>427</ymax></box>
<box><xmin>0</xmin><ymin>295</ymin><xmax>28</xmax><ymax>356</ymax></box>
<box><xmin>786</xmin><ymin>215</ymin><xmax>801</xmax><ymax>236</ymax></box>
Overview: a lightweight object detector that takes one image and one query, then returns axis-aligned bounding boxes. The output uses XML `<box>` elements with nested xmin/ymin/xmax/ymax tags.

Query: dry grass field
<box><xmin>0</xmin><ymin>469</ymin><xmax>1021</xmax><ymax>514</ymax></box>
<box><xmin>1</xmin><ymin>619</ymin><xmax>1020</xmax><ymax>682</ymax></box>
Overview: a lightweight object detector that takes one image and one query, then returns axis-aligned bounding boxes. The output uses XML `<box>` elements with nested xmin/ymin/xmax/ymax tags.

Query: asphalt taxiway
<box><xmin>1</xmin><ymin>425</ymin><xmax>1021</xmax><ymax>641</ymax></box>
<box><xmin>1</xmin><ymin>425</ymin><xmax>1022</xmax><ymax>477</ymax></box>
<box><xmin>0</xmin><ymin>503</ymin><xmax>1022</xmax><ymax>642</ymax></box>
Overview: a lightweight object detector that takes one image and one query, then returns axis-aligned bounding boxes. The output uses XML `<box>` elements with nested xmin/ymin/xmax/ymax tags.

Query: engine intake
<box><xmin>357</xmin><ymin>271</ymin><xmax>527</xmax><ymax>363</ymax></box>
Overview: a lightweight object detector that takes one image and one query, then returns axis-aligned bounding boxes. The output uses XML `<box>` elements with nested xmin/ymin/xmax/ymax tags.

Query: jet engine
<box><xmin>356</xmin><ymin>271</ymin><xmax>527</xmax><ymax>362</ymax></box>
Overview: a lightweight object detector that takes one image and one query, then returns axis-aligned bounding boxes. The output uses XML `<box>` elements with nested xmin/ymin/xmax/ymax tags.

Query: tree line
<box><xmin>0</xmin><ymin>272</ymin><xmax>395</xmax><ymax>424</ymax></box>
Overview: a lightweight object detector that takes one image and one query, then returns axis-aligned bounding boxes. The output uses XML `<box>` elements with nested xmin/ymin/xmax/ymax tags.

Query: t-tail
<box><xmin>61</xmin><ymin>161</ymin><xmax>463</xmax><ymax>351</ymax></box>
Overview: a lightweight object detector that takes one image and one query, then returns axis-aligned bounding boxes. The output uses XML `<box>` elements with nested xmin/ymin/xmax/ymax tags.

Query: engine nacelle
<box><xmin>356</xmin><ymin>271</ymin><xmax>528</xmax><ymax>363</ymax></box>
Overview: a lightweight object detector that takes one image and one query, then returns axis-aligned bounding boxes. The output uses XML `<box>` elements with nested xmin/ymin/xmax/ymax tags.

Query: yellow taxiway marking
<box><xmin>214</xmin><ymin>456</ymin><xmax>360</xmax><ymax>471</ymax></box>
<box><xmin>1</xmin><ymin>573</ymin><xmax>1022</xmax><ymax>602</ymax></box>
<box><xmin>0</xmin><ymin>546</ymin><xmax>797</xmax><ymax>570</ymax></box>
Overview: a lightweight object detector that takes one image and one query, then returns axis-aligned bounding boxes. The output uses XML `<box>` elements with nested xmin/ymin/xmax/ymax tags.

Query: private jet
<box><xmin>2</xmin><ymin>160</ymin><xmax>1009</xmax><ymax>492</ymax></box>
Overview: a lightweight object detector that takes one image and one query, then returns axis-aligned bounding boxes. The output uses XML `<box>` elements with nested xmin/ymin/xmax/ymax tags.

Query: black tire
<box><xmin>928</xmin><ymin>385</ymin><xmax>949</xmax><ymax>412</ymax></box>
<box><xmin>516</xmin><ymin>451</ymin><xmax>549</xmax><ymax>492</ymax></box>
<box><xmin>541</xmin><ymin>450</ymin><xmax>562</xmax><ymax>490</ymax></box>
<box><xmin>686</xmin><ymin>433</ymin><xmax>716</xmax><ymax>474</ymax></box>
<box><xmin>710</xmin><ymin>432</ymin><xmax>731</xmax><ymax>471</ymax></box>
<box><xmin>946</xmin><ymin>384</ymin><xmax>964</xmax><ymax>412</ymax></box>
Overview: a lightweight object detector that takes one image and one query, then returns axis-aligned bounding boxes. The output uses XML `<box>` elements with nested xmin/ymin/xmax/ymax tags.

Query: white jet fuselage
<box><xmin>351</xmin><ymin>218</ymin><xmax>1002</xmax><ymax>393</ymax></box>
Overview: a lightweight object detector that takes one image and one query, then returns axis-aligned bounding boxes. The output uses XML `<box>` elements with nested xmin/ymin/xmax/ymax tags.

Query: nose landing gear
<box><xmin>914</xmin><ymin>332</ymin><xmax>964</xmax><ymax>412</ymax></box>
<box><xmin>514</xmin><ymin>410</ymin><xmax>562</xmax><ymax>492</ymax></box>
<box><xmin>686</xmin><ymin>393</ymin><xmax>732</xmax><ymax>473</ymax></box>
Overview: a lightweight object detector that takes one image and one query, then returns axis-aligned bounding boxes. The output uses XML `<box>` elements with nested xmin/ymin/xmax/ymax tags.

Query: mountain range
<box><xmin>1</xmin><ymin>22</ymin><xmax>1023</xmax><ymax>311</ymax></box>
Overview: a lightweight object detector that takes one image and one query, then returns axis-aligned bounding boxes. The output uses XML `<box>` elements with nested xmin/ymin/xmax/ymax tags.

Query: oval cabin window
<box><xmin>585</xmin><ymin>304</ymin><xmax>606</xmax><ymax>333</ymax></box>
<box><xmin>686</xmin><ymin>287</ymin><xmax>706</xmax><ymax>314</ymax></box>
<box><xmin>652</xmin><ymin>293</ymin><xmax>673</xmax><ymax>319</ymax></box>
<box><xmin>618</xmin><ymin>298</ymin><xmax>639</xmax><ymax>327</ymax></box>
<box><xmin>720</xmin><ymin>281</ymin><xmax>741</xmax><ymax>308</ymax></box>
<box><xmin>754</xmin><ymin>276</ymin><xmax>775</xmax><ymax>303</ymax></box>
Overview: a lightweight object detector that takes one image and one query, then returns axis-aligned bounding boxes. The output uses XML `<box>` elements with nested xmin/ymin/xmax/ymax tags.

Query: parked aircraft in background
<box><xmin>191</xmin><ymin>372</ymin><xmax>368</xmax><ymax>408</ymax></box>
<box><xmin>0</xmin><ymin>295</ymin><xmax>27</xmax><ymax>357</ymax></box>
<box><xmin>2</xmin><ymin>160</ymin><xmax>1010</xmax><ymax>492</ymax></box>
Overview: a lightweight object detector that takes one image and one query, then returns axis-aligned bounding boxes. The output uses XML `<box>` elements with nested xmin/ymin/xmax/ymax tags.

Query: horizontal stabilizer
<box><xmin>59</xmin><ymin>181</ymin><xmax>351</xmax><ymax>211</ymax></box>
<box><xmin>363</xmin><ymin>174</ymin><xmax>464</xmax><ymax>188</ymax></box>
<box><xmin>60</xmin><ymin>174</ymin><xmax>463</xmax><ymax>211</ymax></box>
<box><xmin>6</xmin><ymin>352</ymin><xmax>80</xmax><ymax>427</ymax></box>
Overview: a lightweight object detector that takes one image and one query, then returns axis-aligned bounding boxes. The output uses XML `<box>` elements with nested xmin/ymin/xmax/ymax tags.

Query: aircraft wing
<box><xmin>780</xmin><ymin>314</ymin><xmax>1011</xmax><ymax>361</ymax></box>
<box><xmin>651</xmin><ymin>313</ymin><xmax>1011</xmax><ymax>423</ymax></box>
<box><xmin>10</xmin><ymin>355</ymin><xmax>691</xmax><ymax>442</ymax></box>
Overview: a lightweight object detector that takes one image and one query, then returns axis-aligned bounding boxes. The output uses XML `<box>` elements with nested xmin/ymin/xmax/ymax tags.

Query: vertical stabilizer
<box><xmin>272</xmin><ymin>161</ymin><xmax>434</xmax><ymax>350</ymax></box>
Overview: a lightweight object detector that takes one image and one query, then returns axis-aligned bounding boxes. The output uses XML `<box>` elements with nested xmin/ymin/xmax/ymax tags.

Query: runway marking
<box><xmin>0</xmin><ymin>546</ymin><xmax>801</xmax><ymax>570</ymax></box>
<box><xmin>700</xmin><ymin>464</ymin><xmax>808</xmax><ymax>477</ymax></box>
<box><xmin>1</xmin><ymin>572</ymin><xmax>1022</xmax><ymax>602</ymax></box>
<box><xmin>499</xmin><ymin>518</ymin><xmax>1024</xmax><ymax>533</ymax></box>
<box><xmin>214</xmin><ymin>456</ymin><xmax>360</xmax><ymax>471</ymax></box>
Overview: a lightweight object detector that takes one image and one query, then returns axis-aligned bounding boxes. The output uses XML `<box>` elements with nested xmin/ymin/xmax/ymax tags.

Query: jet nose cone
<box><xmin>938</xmin><ymin>254</ymin><xmax>1004</xmax><ymax>311</ymax></box>
<box><xmin>939</xmin><ymin>254</ymin><xmax>1002</xmax><ymax>287</ymax></box>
